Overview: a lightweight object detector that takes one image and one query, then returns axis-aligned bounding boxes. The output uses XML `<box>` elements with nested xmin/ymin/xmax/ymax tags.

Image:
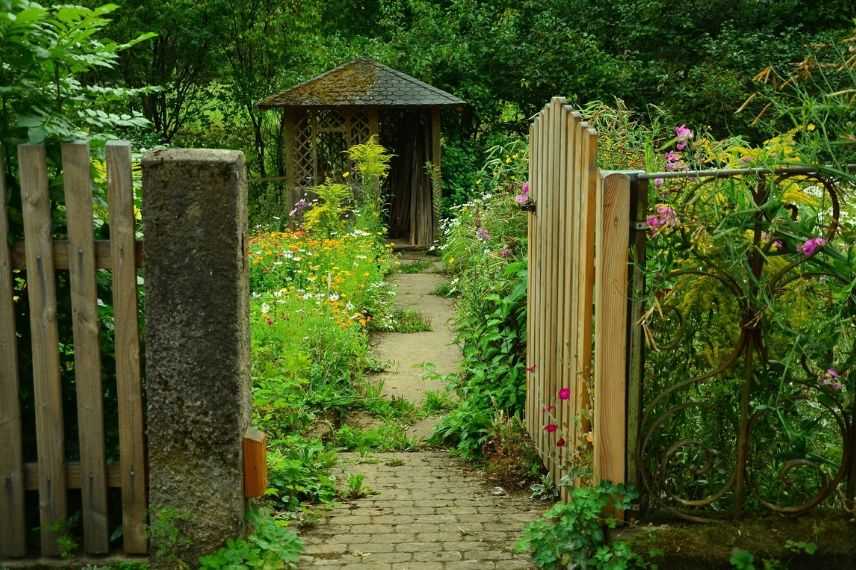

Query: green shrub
<box><xmin>266</xmin><ymin>437</ymin><xmax>337</xmax><ymax>511</ymax></box>
<box><xmin>199</xmin><ymin>508</ymin><xmax>302</xmax><ymax>569</ymax></box>
<box><xmin>517</xmin><ymin>482</ymin><xmax>648</xmax><ymax>569</ymax></box>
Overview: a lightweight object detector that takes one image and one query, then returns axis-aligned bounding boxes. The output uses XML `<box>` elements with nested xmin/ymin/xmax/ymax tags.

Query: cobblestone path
<box><xmin>299</xmin><ymin>452</ymin><xmax>543</xmax><ymax>569</ymax></box>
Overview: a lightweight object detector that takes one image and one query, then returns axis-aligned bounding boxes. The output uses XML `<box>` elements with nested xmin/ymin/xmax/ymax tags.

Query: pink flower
<box><xmin>654</xmin><ymin>177</ymin><xmax>664</xmax><ymax>188</ymax></box>
<box><xmin>544</xmin><ymin>423</ymin><xmax>558</xmax><ymax>433</ymax></box>
<box><xmin>665</xmin><ymin>150</ymin><xmax>687</xmax><ymax>171</ymax></box>
<box><xmin>820</xmin><ymin>369</ymin><xmax>845</xmax><ymax>392</ymax></box>
<box><xmin>558</xmin><ymin>387</ymin><xmax>571</xmax><ymax>400</ymax></box>
<box><xmin>647</xmin><ymin>204</ymin><xmax>678</xmax><ymax>232</ymax></box>
<box><xmin>515</xmin><ymin>182</ymin><xmax>530</xmax><ymax>205</ymax></box>
<box><xmin>476</xmin><ymin>227</ymin><xmax>491</xmax><ymax>241</ymax></box>
<box><xmin>800</xmin><ymin>237</ymin><xmax>826</xmax><ymax>256</ymax></box>
<box><xmin>498</xmin><ymin>246</ymin><xmax>512</xmax><ymax>258</ymax></box>
<box><xmin>556</xmin><ymin>438</ymin><xmax>566</xmax><ymax>448</ymax></box>
<box><xmin>675</xmin><ymin>124</ymin><xmax>694</xmax><ymax>142</ymax></box>
<box><xmin>526</xmin><ymin>364</ymin><xmax>537</xmax><ymax>373</ymax></box>
<box><xmin>543</xmin><ymin>404</ymin><xmax>555</xmax><ymax>413</ymax></box>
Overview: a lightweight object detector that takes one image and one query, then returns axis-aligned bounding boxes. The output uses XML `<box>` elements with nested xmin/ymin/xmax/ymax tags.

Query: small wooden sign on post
<box><xmin>243</xmin><ymin>427</ymin><xmax>268</xmax><ymax>498</ymax></box>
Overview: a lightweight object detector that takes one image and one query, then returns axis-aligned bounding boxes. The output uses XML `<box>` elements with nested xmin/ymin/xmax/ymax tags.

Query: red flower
<box><xmin>556</xmin><ymin>438</ymin><xmax>566</xmax><ymax>447</ymax></box>
<box><xmin>558</xmin><ymin>387</ymin><xmax>571</xmax><ymax>400</ymax></box>
<box><xmin>526</xmin><ymin>364</ymin><xmax>537</xmax><ymax>373</ymax></box>
<box><xmin>544</xmin><ymin>423</ymin><xmax>557</xmax><ymax>433</ymax></box>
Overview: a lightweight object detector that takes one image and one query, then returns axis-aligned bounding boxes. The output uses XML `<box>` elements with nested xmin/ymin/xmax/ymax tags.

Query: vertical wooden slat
<box><xmin>569</xmin><ymin>114</ymin><xmax>585</xmax><ymax>459</ymax></box>
<box><xmin>0</xmin><ymin>145</ymin><xmax>27</xmax><ymax>558</ymax></box>
<box><xmin>526</xmin><ymin>123</ymin><xmax>535</xmax><ymax>437</ymax></box>
<box><xmin>593</xmin><ymin>172</ymin><xmax>631</xmax><ymax>487</ymax></box>
<box><xmin>559</xmin><ymin>108</ymin><xmax>577</xmax><ymax>489</ymax></box>
<box><xmin>282</xmin><ymin>110</ymin><xmax>299</xmax><ymax>211</ymax></box>
<box><xmin>543</xmin><ymin>100</ymin><xmax>554</xmax><ymax>462</ymax></box>
<box><xmin>106</xmin><ymin>141</ymin><xmax>147</xmax><ymax>554</ymax></box>
<box><xmin>576</xmin><ymin>125</ymin><xmax>597</xmax><ymax>438</ymax></box>
<box><xmin>537</xmin><ymin>104</ymin><xmax>549</xmax><ymax>458</ymax></box>
<box><xmin>552</xmin><ymin>105</ymin><xmax>568</xmax><ymax>484</ymax></box>
<box><xmin>548</xmin><ymin>98</ymin><xmax>563</xmax><ymax>469</ymax></box>
<box><xmin>18</xmin><ymin>143</ymin><xmax>67</xmax><ymax>556</ymax></box>
<box><xmin>531</xmin><ymin>112</ymin><xmax>542</xmax><ymax>440</ymax></box>
<box><xmin>62</xmin><ymin>142</ymin><xmax>109</xmax><ymax>554</ymax></box>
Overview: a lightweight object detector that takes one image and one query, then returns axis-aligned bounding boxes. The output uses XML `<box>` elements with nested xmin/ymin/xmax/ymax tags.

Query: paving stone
<box><xmin>298</xmin><ymin>452</ymin><xmax>544</xmax><ymax>569</ymax></box>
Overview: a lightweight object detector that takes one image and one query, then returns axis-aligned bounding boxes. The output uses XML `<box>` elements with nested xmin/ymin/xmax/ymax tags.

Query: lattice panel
<box><xmin>317</xmin><ymin>109</ymin><xmax>346</xmax><ymax>132</ymax></box>
<box><xmin>294</xmin><ymin>115</ymin><xmax>314</xmax><ymax>190</ymax></box>
<box><xmin>349</xmin><ymin>111</ymin><xmax>370</xmax><ymax>146</ymax></box>
<box><xmin>316</xmin><ymin>131</ymin><xmax>348</xmax><ymax>182</ymax></box>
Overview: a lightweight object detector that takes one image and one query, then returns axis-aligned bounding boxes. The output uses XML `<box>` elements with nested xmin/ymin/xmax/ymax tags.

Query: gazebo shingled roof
<box><xmin>257</xmin><ymin>58</ymin><xmax>466</xmax><ymax>109</ymax></box>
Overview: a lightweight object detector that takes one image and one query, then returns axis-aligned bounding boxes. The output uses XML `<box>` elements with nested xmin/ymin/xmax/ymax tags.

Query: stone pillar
<box><xmin>142</xmin><ymin>149</ymin><xmax>251</xmax><ymax>568</ymax></box>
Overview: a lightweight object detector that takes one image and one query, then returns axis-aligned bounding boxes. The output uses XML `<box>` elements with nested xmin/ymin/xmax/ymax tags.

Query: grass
<box><xmin>398</xmin><ymin>258</ymin><xmax>432</xmax><ymax>273</ymax></box>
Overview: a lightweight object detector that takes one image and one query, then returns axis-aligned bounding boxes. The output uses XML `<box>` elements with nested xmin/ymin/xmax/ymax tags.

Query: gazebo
<box><xmin>258</xmin><ymin>58</ymin><xmax>466</xmax><ymax>247</ymax></box>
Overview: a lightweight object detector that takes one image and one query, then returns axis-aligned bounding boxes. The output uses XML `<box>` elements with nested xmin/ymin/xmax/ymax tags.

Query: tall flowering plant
<box><xmin>637</xmin><ymin>124</ymin><xmax>856</xmax><ymax>515</ymax></box>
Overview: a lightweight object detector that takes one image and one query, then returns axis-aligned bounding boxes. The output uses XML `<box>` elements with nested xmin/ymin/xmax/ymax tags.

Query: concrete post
<box><xmin>142</xmin><ymin>149</ymin><xmax>251</xmax><ymax>568</ymax></box>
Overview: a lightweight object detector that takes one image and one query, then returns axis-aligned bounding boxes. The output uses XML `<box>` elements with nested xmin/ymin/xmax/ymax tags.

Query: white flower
<box><xmin>260</xmin><ymin>303</ymin><xmax>271</xmax><ymax>314</ymax></box>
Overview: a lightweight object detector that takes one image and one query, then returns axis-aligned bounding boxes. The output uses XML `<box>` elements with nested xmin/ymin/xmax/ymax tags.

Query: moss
<box><xmin>616</xmin><ymin>514</ymin><xmax>856</xmax><ymax>569</ymax></box>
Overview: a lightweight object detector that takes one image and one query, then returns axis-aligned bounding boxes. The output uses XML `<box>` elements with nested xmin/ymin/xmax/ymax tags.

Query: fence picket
<box><xmin>18</xmin><ymin>144</ymin><xmax>67</xmax><ymax>556</ymax></box>
<box><xmin>526</xmin><ymin>123</ymin><xmax>535</xmax><ymax>437</ymax></box>
<box><xmin>576</xmin><ymin>125</ymin><xmax>597</xmax><ymax>438</ymax></box>
<box><xmin>106</xmin><ymin>142</ymin><xmax>147</xmax><ymax>554</ymax></box>
<box><xmin>62</xmin><ymin>142</ymin><xmax>110</xmax><ymax>554</ymax></box>
<box><xmin>0</xmin><ymin>145</ymin><xmax>27</xmax><ymax>558</ymax></box>
<box><xmin>593</xmin><ymin>172</ymin><xmax>631</xmax><ymax>486</ymax></box>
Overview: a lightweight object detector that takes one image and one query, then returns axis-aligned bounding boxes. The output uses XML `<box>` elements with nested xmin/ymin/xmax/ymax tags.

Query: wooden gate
<box><xmin>525</xmin><ymin>97</ymin><xmax>632</xmax><ymax>488</ymax></box>
<box><xmin>0</xmin><ymin>142</ymin><xmax>146</xmax><ymax>558</ymax></box>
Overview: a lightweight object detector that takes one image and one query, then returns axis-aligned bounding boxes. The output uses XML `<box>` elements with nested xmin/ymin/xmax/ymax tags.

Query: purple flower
<box><xmin>800</xmin><ymin>237</ymin><xmax>827</xmax><ymax>256</ymax></box>
<box><xmin>675</xmin><ymin>124</ymin><xmax>694</xmax><ymax>142</ymax></box>
<box><xmin>665</xmin><ymin>150</ymin><xmax>687</xmax><ymax>171</ymax></box>
<box><xmin>821</xmin><ymin>369</ymin><xmax>845</xmax><ymax>392</ymax></box>
<box><xmin>647</xmin><ymin>204</ymin><xmax>678</xmax><ymax>232</ymax></box>
<box><xmin>498</xmin><ymin>246</ymin><xmax>512</xmax><ymax>258</ymax></box>
<box><xmin>476</xmin><ymin>226</ymin><xmax>491</xmax><ymax>241</ymax></box>
<box><xmin>515</xmin><ymin>181</ymin><xmax>530</xmax><ymax>205</ymax></box>
<box><xmin>558</xmin><ymin>387</ymin><xmax>571</xmax><ymax>400</ymax></box>
<box><xmin>289</xmin><ymin>198</ymin><xmax>310</xmax><ymax>217</ymax></box>
<box><xmin>654</xmin><ymin>177</ymin><xmax>664</xmax><ymax>188</ymax></box>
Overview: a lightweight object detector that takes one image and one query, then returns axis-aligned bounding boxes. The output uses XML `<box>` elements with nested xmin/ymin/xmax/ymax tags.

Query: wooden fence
<box><xmin>525</xmin><ymin>97</ymin><xmax>631</xmax><ymax>489</ymax></box>
<box><xmin>0</xmin><ymin>142</ymin><xmax>146</xmax><ymax>558</ymax></box>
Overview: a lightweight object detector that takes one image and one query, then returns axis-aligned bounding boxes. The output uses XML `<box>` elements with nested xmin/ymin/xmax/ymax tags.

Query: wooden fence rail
<box><xmin>0</xmin><ymin>142</ymin><xmax>146</xmax><ymax>558</ymax></box>
<box><xmin>526</xmin><ymin>98</ymin><xmax>630</xmax><ymax>491</ymax></box>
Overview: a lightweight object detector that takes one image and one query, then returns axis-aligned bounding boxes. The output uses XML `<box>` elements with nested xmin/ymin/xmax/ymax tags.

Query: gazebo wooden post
<box><xmin>431</xmin><ymin>107</ymin><xmax>442</xmax><ymax>243</ymax></box>
<box><xmin>282</xmin><ymin>109</ymin><xmax>299</xmax><ymax>209</ymax></box>
<box><xmin>368</xmin><ymin>109</ymin><xmax>380</xmax><ymax>140</ymax></box>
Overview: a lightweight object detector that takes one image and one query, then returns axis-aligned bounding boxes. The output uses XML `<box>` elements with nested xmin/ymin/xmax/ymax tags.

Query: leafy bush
<box><xmin>517</xmin><ymin>482</ymin><xmax>648</xmax><ymax>569</ymax></box>
<box><xmin>266</xmin><ymin>437</ymin><xmax>337</xmax><ymax>511</ymax></box>
<box><xmin>199</xmin><ymin>508</ymin><xmax>302</xmax><ymax>569</ymax></box>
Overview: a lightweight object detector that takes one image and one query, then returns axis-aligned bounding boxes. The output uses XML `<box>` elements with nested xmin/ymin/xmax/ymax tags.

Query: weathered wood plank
<box><xmin>106</xmin><ymin>141</ymin><xmax>147</xmax><ymax>554</ymax></box>
<box><xmin>18</xmin><ymin>143</ymin><xmax>67</xmax><ymax>557</ymax></box>
<box><xmin>10</xmin><ymin>240</ymin><xmax>144</xmax><ymax>270</ymax></box>
<box><xmin>593</xmin><ymin>172</ymin><xmax>631</xmax><ymax>489</ymax></box>
<box><xmin>0</xmin><ymin>145</ymin><xmax>27</xmax><ymax>558</ymax></box>
<box><xmin>62</xmin><ymin>142</ymin><xmax>109</xmax><ymax>554</ymax></box>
